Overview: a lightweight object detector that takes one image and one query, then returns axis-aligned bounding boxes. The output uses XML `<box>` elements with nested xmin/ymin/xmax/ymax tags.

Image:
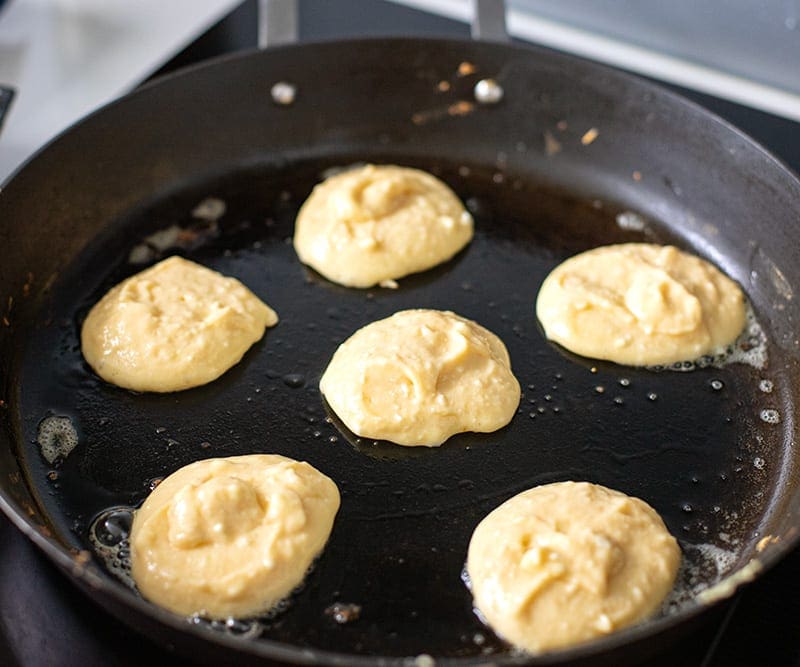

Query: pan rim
<box><xmin>0</xmin><ymin>489</ymin><xmax>741</xmax><ymax>666</ymax></box>
<box><xmin>1</xmin><ymin>34</ymin><xmax>799</xmax><ymax>665</ymax></box>
<box><xmin>4</xmin><ymin>35</ymin><xmax>800</xmax><ymax>194</ymax></box>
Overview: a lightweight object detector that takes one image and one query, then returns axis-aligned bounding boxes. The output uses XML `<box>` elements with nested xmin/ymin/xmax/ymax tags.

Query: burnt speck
<box><xmin>458</xmin><ymin>61</ymin><xmax>477</xmax><ymax>77</ymax></box>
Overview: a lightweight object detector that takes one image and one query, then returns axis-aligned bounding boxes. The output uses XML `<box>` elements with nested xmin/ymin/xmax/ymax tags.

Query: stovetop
<box><xmin>1</xmin><ymin>1</ymin><xmax>799</xmax><ymax>665</ymax></box>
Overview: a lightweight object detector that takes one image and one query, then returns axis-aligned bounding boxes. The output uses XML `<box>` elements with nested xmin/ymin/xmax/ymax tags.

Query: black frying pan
<box><xmin>1</xmin><ymin>33</ymin><xmax>799</xmax><ymax>667</ymax></box>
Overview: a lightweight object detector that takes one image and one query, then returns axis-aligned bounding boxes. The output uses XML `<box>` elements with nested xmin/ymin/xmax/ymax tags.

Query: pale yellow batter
<box><xmin>536</xmin><ymin>243</ymin><xmax>746</xmax><ymax>366</ymax></box>
<box><xmin>467</xmin><ymin>481</ymin><xmax>680</xmax><ymax>654</ymax></box>
<box><xmin>130</xmin><ymin>454</ymin><xmax>340</xmax><ymax>619</ymax></box>
<box><xmin>293</xmin><ymin>165</ymin><xmax>473</xmax><ymax>287</ymax></box>
<box><xmin>320</xmin><ymin>309</ymin><xmax>520</xmax><ymax>447</ymax></box>
<box><xmin>81</xmin><ymin>256</ymin><xmax>277</xmax><ymax>392</ymax></box>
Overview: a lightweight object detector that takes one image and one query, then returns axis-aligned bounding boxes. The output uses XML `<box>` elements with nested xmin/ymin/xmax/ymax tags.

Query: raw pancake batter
<box><xmin>466</xmin><ymin>481</ymin><xmax>680</xmax><ymax>653</ymax></box>
<box><xmin>81</xmin><ymin>256</ymin><xmax>277</xmax><ymax>392</ymax></box>
<box><xmin>293</xmin><ymin>164</ymin><xmax>473</xmax><ymax>287</ymax></box>
<box><xmin>536</xmin><ymin>243</ymin><xmax>746</xmax><ymax>366</ymax></box>
<box><xmin>130</xmin><ymin>454</ymin><xmax>340</xmax><ymax>618</ymax></box>
<box><xmin>320</xmin><ymin>309</ymin><xmax>520</xmax><ymax>446</ymax></box>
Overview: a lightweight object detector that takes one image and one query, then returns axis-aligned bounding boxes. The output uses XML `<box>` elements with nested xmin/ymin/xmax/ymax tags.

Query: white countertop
<box><xmin>0</xmin><ymin>0</ymin><xmax>241</xmax><ymax>183</ymax></box>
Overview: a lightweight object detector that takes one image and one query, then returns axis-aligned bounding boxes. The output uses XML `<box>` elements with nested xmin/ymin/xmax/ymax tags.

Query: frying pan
<box><xmin>1</xmin><ymin>6</ymin><xmax>800</xmax><ymax>666</ymax></box>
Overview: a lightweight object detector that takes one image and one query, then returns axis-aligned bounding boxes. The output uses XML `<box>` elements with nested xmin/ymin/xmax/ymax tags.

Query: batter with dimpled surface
<box><xmin>536</xmin><ymin>243</ymin><xmax>746</xmax><ymax>366</ymax></box>
<box><xmin>293</xmin><ymin>164</ymin><xmax>473</xmax><ymax>288</ymax></box>
<box><xmin>81</xmin><ymin>256</ymin><xmax>277</xmax><ymax>392</ymax></box>
<box><xmin>320</xmin><ymin>309</ymin><xmax>520</xmax><ymax>447</ymax></box>
<box><xmin>130</xmin><ymin>454</ymin><xmax>340</xmax><ymax>619</ymax></box>
<box><xmin>466</xmin><ymin>481</ymin><xmax>681</xmax><ymax>654</ymax></box>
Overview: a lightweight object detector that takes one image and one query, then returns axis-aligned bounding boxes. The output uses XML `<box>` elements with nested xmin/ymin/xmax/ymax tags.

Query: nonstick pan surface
<box><xmin>1</xmin><ymin>39</ymin><xmax>800</xmax><ymax>665</ymax></box>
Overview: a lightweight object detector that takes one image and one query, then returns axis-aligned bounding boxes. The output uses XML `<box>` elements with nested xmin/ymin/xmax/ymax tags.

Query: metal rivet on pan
<box><xmin>473</xmin><ymin>78</ymin><xmax>503</xmax><ymax>105</ymax></box>
<box><xmin>270</xmin><ymin>81</ymin><xmax>297</xmax><ymax>105</ymax></box>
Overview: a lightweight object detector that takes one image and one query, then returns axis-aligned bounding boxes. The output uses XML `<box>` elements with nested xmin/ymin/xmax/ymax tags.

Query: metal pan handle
<box><xmin>257</xmin><ymin>0</ymin><xmax>508</xmax><ymax>47</ymax></box>
<box><xmin>472</xmin><ymin>0</ymin><xmax>509</xmax><ymax>42</ymax></box>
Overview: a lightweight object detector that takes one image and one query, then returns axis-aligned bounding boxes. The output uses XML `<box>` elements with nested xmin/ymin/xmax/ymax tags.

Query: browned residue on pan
<box><xmin>73</xmin><ymin>549</ymin><xmax>91</xmax><ymax>565</ymax></box>
<box><xmin>71</xmin><ymin>549</ymin><xmax>92</xmax><ymax>576</ymax></box>
<box><xmin>544</xmin><ymin>130</ymin><xmax>562</xmax><ymax>156</ymax></box>
<box><xmin>22</xmin><ymin>272</ymin><xmax>34</xmax><ymax>297</ymax></box>
<box><xmin>756</xmin><ymin>534</ymin><xmax>780</xmax><ymax>552</ymax></box>
<box><xmin>412</xmin><ymin>101</ymin><xmax>475</xmax><ymax>126</ymax></box>
<box><xmin>3</xmin><ymin>295</ymin><xmax>12</xmax><ymax>326</ymax></box>
<box><xmin>457</xmin><ymin>61</ymin><xmax>477</xmax><ymax>77</ymax></box>
<box><xmin>581</xmin><ymin>127</ymin><xmax>599</xmax><ymax>145</ymax></box>
<box><xmin>449</xmin><ymin>101</ymin><xmax>474</xmax><ymax>116</ymax></box>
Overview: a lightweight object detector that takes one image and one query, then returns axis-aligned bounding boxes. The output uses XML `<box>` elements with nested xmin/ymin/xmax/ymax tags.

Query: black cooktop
<box><xmin>2</xmin><ymin>1</ymin><xmax>799</xmax><ymax>665</ymax></box>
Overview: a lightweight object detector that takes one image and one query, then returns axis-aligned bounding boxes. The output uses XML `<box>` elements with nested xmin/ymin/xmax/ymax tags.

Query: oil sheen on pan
<box><xmin>16</xmin><ymin>157</ymin><xmax>787</xmax><ymax>659</ymax></box>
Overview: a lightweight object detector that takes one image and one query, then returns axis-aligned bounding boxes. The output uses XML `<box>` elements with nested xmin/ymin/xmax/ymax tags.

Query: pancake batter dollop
<box><xmin>320</xmin><ymin>309</ymin><xmax>520</xmax><ymax>447</ymax></box>
<box><xmin>130</xmin><ymin>454</ymin><xmax>340</xmax><ymax>618</ymax></box>
<box><xmin>466</xmin><ymin>481</ymin><xmax>680</xmax><ymax>654</ymax></box>
<box><xmin>536</xmin><ymin>243</ymin><xmax>746</xmax><ymax>366</ymax></box>
<box><xmin>293</xmin><ymin>164</ymin><xmax>473</xmax><ymax>287</ymax></box>
<box><xmin>81</xmin><ymin>256</ymin><xmax>277</xmax><ymax>392</ymax></box>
